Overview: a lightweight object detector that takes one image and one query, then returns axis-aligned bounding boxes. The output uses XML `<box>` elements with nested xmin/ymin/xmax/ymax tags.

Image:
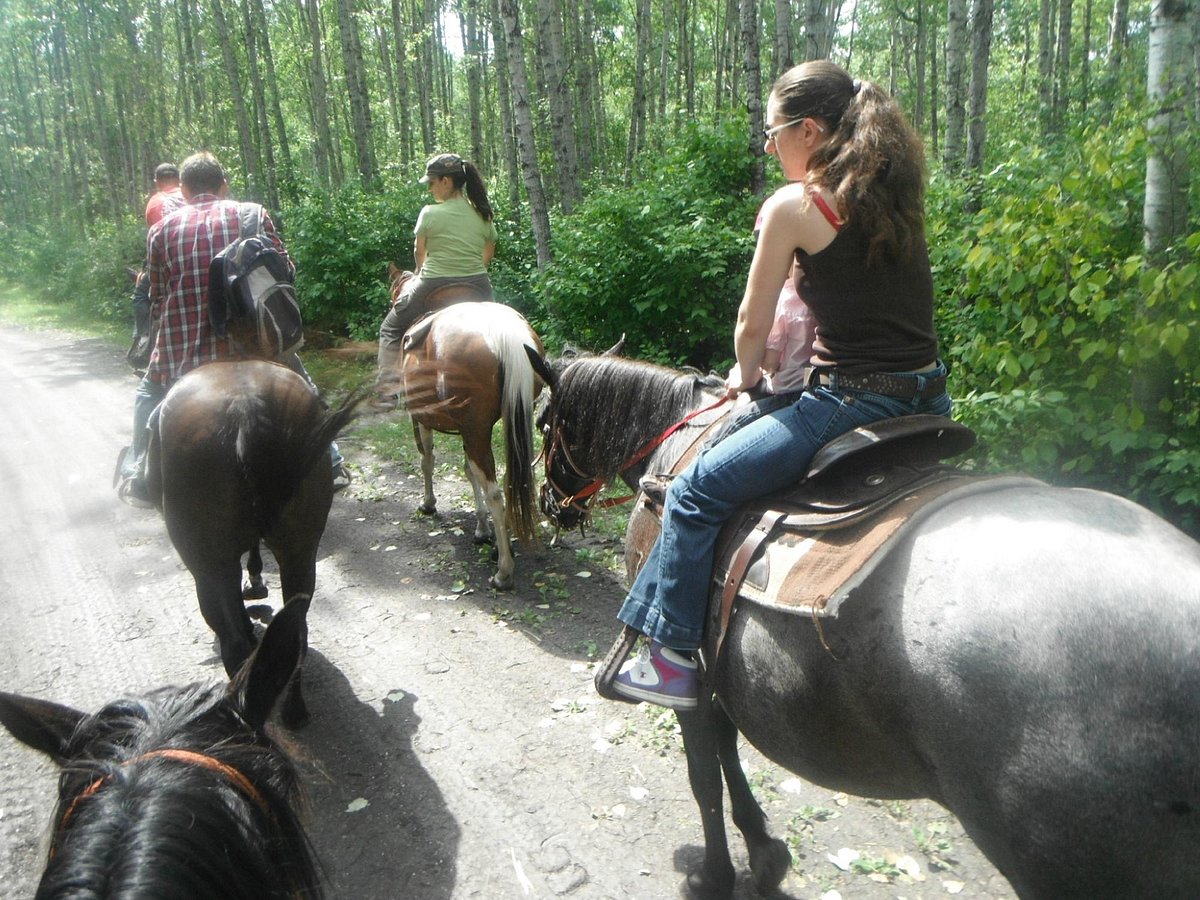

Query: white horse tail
<box><xmin>482</xmin><ymin>307</ymin><xmax>540</xmax><ymax>545</ymax></box>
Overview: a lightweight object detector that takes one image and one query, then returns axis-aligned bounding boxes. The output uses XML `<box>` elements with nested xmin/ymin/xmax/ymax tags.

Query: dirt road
<box><xmin>0</xmin><ymin>323</ymin><xmax>1014</xmax><ymax>899</ymax></box>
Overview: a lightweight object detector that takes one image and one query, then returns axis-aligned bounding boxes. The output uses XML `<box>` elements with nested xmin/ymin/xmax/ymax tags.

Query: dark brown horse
<box><xmin>530</xmin><ymin>350</ymin><xmax>1200</xmax><ymax>900</ymax></box>
<box><xmin>388</xmin><ymin>301</ymin><xmax>543</xmax><ymax>590</ymax></box>
<box><xmin>0</xmin><ymin>596</ymin><xmax>324</xmax><ymax>899</ymax></box>
<box><xmin>144</xmin><ymin>359</ymin><xmax>362</xmax><ymax>726</ymax></box>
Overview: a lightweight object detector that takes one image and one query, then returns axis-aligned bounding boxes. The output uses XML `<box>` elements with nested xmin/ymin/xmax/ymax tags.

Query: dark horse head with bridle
<box><xmin>0</xmin><ymin>596</ymin><xmax>324</xmax><ymax>899</ymax></box>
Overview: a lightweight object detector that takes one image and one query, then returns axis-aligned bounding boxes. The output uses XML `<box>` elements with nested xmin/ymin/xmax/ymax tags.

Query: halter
<box><xmin>53</xmin><ymin>748</ymin><xmax>270</xmax><ymax>856</ymax></box>
<box><xmin>540</xmin><ymin>395</ymin><xmax>728</xmax><ymax>523</ymax></box>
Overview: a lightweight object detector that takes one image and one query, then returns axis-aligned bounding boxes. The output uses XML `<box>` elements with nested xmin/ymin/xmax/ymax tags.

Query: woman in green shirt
<box><xmin>378</xmin><ymin>153</ymin><xmax>498</xmax><ymax>381</ymax></box>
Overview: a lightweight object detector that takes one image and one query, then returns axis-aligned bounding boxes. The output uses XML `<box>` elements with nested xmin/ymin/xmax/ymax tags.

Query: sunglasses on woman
<box><xmin>762</xmin><ymin>118</ymin><xmax>825</xmax><ymax>141</ymax></box>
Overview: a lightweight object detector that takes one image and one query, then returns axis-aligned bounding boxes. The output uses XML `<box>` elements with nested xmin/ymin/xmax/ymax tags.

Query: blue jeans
<box><xmin>122</xmin><ymin>375</ymin><xmax>168</xmax><ymax>479</ymax></box>
<box><xmin>618</xmin><ymin>364</ymin><xmax>952</xmax><ymax>650</ymax></box>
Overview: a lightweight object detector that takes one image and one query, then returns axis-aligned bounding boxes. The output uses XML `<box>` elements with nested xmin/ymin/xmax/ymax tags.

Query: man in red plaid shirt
<box><xmin>116</xmin><ymin>152</ymin><xmax>294</xmax><ymax>505</ymax></box>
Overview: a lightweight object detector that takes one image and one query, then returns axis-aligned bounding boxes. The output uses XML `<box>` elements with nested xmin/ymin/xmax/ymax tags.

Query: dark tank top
<box><xmin>795</xmin><ymin>218</ymin><xmax>939</xmax><ymax>375</ymax></box>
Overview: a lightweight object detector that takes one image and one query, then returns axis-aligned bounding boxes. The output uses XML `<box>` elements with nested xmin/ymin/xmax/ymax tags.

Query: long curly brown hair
<box><xmin>771</xmin><ymin>60</ymin><xmax>927</xmax><ymax>266</ymax></box>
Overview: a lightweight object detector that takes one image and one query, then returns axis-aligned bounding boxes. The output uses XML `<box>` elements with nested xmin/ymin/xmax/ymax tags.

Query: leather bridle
<box><xmin>539</xmin><ymin>395</ymin><xmax>729</xmax><ymax>527</ymax></box>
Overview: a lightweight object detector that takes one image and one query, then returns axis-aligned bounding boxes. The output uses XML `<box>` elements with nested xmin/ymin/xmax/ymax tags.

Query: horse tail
<box><xmin>230</xmin><ymin>384</ymin><xmax>366</xmax><ymax>530</ymax></box>
<box><xmin>493</xmin><ymin>326</ymin><xmax>539</xmax><ymax>546</ymax></box>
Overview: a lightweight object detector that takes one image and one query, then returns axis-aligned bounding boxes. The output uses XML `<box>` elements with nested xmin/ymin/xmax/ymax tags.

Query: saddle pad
<box><xmin>711</xmin><ymin>475</ymin><xmax>1037</xmax><ymax>619</ymax></box>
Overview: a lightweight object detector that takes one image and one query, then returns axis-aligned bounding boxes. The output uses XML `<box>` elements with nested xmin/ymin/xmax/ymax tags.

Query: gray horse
<box><xmin>531</xmin><ymin>351</ymin><xmax>1200</xmax><ymax>900</ymax></box>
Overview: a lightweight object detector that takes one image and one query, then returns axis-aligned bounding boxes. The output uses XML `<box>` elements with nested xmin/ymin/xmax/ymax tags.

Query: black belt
<box><xmin>813</xmin><ymin>369</ymin><xmax>947</xmax><ymax>400</ymax></box>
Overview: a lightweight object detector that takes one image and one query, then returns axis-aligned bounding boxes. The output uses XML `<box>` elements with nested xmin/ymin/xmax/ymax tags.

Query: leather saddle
<box><xmin>623</xmin><ymin>414</ymin><xmax>1019</xmax><ymax>669</ymax></box>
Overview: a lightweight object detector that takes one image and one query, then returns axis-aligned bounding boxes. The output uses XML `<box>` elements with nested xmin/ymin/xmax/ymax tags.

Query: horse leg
<box><xmin>677</xmin><ymin>694</ymin><xmax>738</xmax><ymax>900</ymax></box>
<box><xmin>414</xmin><ymin>421</ymin><xmax>437</xmax><ymax>514</ymax></box>
<box><xmin>462</xmin><ymin>453</ymin><xmax>496</xmax><ymax>546</ymax></box>
<box><xmin>242</xmin><ymin>542</ymin><xmax>268</xmax><ymax>600</ymax></box>
<box><xmin>194</xmin><ymin>564</ymin><xmax>256</xmax><ymax>678</ymax></box>
<box><xmin>714</xmin><ymin>700</ymin><xmax>791</xmax><ymax>894</ymax></box>
<box><xmin>274</xmin><ymin>557</ymin><xmax>317</xmax><ymax>729</ymax></box>
<box><xmin>462</xmin><ymin>435</ymin><xmax>515</xmax><ymax>591</ymax></box>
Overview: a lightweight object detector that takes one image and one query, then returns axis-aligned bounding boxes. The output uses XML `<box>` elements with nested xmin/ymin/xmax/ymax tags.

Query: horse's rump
<box><xmin>157</xmin><ymin>361</ymin><xmax>362</xmax><ymax>529</ymax></box>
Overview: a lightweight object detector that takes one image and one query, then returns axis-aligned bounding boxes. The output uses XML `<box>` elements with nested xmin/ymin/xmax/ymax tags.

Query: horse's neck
<box><xmin>618</xmin><ymin>387</ymin><xmax>725</xmax><ymax>490</ymax></box>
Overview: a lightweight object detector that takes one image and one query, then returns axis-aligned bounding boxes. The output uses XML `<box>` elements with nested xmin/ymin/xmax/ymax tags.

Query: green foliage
<box><xmin>535</xmin><ymin>118</ymin><xmax>761</xmax><ymax>366</ymax></box>
<box><xmin>929</xmin><ymin>115</ymin><xmax>1200</xmax><ymax>530</ymax></box>
<box><xmin>0</xmin><ymin>217</ymin><xmax>145</xmax><ymax>330</ymax></box>
<box><xmin>282</xmin><ymin>181</ymin><xmax>427</xmax><ymax>340</ymax></box>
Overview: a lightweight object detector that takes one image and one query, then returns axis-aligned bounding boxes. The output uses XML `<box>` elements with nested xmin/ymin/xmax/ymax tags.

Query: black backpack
<box><xmin>208</xmin><ymin>204</ymin><xmax>304</xmax><ymax>360</ymax></box>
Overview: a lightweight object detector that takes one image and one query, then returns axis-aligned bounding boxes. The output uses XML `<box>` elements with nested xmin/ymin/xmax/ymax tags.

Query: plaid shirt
<box><xmin>146</xmin><ymin>194</ymin><xmax>293</xmax><ymax>385</ymax></box>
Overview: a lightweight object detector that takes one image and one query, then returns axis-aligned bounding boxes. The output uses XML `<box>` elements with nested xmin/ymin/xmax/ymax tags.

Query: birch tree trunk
<box><xmin>773</xmin><ymin>0</ymin><xmax>793</xmax><ymax>79</ymax></box>
<box><xmin>498</xmin><ymin>0</ymin><xmax>553</xmax><ymax>269</ymax></box>
<box><xmin>240</xmin><ymin>0</ymin><xmax>278</xmax><ymax>207</ymax></box>
<box><xmin>943</xmin><ymin>0</ymin><xmax>968</xmax><ymax>170</ymax></box>
<box><xmin>1037</xmin><ymin>0</ymin><xmax>1054</xmax><ymax>132</ymax></box>
<box><xmin>965</xmin><ymin>0</ymin><xmax>994</xmax><ymax>171</ymax></box>
<box><xmin>804</xmin><ymin>0</ymin><xmax>836</xmax><ymax>61</ymax></box>
<box><xmin>1053</xmin><ymin>0</ymin><xmax>1074</xmax><ymax>127</ymax></box>
<box><xmin>535</xmin><ymin>0</ymin><xmax>580</xmax><ymax>211</ymax></box>
<box><xmin>389</xmin><ymin>0</ymin><xmax>413</xmax><ymax>166</ymax></box>
<box><xmin>251</xmin><ymin>0</ymin><xmax>293</xmax><ymax>181</ymax></box>
<box><xmin>209</xmin><ymin>0</ymin><xmax>262</xmax><ymax>197</ymax></box>
<box><xmin>1136</xmin><ymin>0</ymin><xmax>1193</xmax><ymax>430</ymax></box>
<box><xmin>742</xmin><ymin>0</ymin><xmax>765</xmax><ymax>194</ymax></box>
<box><xmin>300</xmin><ymin>0</ymin><xmax>337</xmax><ymax>190</ymax></box>
<box><xmin>334</xmin><ymin>0</ymin><xmax>378</xmax><ymax>183</ymax></box>
<box><xmin>489</xmin><ymin>0</ymin><xmax>523</xmax><ymax>216</ymax></box>
<box><xmin>625</xmin><ymin>0</ymin><xmax>652</xmax><ymax>178</ymax></box>
<box><xmin>463</xmin><ymin>0</ymin><xmax>485</xmax><ymax>167</ymax></box>
<box><xmin>1108</xmin><ymin>0</ymin><xmax>1129</xmax><ymax>75</ymax></box>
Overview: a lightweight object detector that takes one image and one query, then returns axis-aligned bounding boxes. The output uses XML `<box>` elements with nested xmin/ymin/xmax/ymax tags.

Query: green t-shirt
<box><xmin>414</xmin><ymin>197</ymin><xmax>498</xmax><ymax>278</ymax></box>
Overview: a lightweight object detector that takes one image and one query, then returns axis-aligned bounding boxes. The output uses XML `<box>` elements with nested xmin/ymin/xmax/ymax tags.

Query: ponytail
<box><xmin>458</xmin><ymin>161</ymin><xmax>494</xmax><ymax>223</ymax></box>
<box><xmin>773</xmin><ymin>61</ymin><xmax>926</xmax><ymax>265</ymax></box>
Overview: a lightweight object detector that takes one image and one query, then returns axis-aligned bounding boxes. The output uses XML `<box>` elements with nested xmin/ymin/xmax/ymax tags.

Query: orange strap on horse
<box><xmin>53</xmin><ymin>748</ymin><xmax>270</xmax><ymax>857</ymax></box>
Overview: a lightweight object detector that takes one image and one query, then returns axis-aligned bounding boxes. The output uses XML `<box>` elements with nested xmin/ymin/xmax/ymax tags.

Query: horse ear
<box><xmin>524</xmin><ymin>344</ymin><xmax>556</xmax><ymax>390</ymax></box>
<box><xmin>233</xmin><ymin>594</ymin><xmax>312</xmax><ymax>728</ymax></box>
<box><xmin>387</xmin><ymin>261</ymin><xmax>400</xmax><ymax>279</ymax></box>
<box><xmin>603</xmin><ymin>335</ymin><xmax>625</xmax><ymax>356</ymax></box>
<box><xmin>0</xmin><ymin>692</ymin><xmax>87</xmax><ymax>763</ymax></box>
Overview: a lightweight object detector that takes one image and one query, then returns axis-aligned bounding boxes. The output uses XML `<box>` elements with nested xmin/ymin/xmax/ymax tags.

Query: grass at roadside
<box><xmin>0</xmin><ymin>282</ymin><xmax>129</xmax><ymax>343</ymax></box>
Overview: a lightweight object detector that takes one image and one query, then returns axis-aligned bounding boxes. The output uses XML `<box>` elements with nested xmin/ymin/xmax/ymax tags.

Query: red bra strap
<box><xmin>810</xmin><ymin>191</ymin><xmax>843</xmax><ymax>231</ymax></box>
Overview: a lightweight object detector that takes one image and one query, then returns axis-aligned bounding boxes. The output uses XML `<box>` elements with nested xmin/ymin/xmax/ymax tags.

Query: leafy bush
<box><xmin>929</xmin><ymin>118</ymin><xmax>1200</xmax><ymax>529</ymax></box>
<box><xmin>282</xmin><ymin>181</ymin><xmax>426</xmax><ymax>340</ymax></box>
<box><xmin>0</xmin><ymin>218</ymin><xmax>144</xmax><ymax>329</ymax></box>
<box><xmin>535</xmin><ymin>119</ymin><xmax>761</xmax><ymax>366</ymax></box>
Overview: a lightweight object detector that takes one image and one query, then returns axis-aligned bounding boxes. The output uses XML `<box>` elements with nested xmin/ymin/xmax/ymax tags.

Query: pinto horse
<box><xmin>145</xmin><ymin>359</ymin><xmax>362</xmax><ymax>727</ymax></box>
<box><xmin>387</xmin><ymin>301</ymin><xmax>543</xmax><ymax>590</ymax></box>
<box><xmin>386</xmin><ymin>261</ymin><xmax>489</xmax><ymax>335</ymax></box>
<box><xmin>0</xmin><ymin>596</ymin><xmax>324</xmax><ymax>899</ymax></box>
<box><xmin>528</xmin><ymin>350</ymin><xmax>1200</xmax><ymax>900</ymax></box>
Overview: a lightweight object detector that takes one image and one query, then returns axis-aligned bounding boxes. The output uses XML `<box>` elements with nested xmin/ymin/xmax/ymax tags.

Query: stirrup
<box><xmin>594</xmin><ymin>625</ymin><xmax>642</xmax><ymax>704</ymax></box>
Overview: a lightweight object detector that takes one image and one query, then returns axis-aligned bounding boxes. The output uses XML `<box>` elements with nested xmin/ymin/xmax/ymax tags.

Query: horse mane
<box><xmin>552</xmin><ymin>356</ymin><xmax>720</xmax><ymax>476</ymax></box>
<box><xmin>39</xmin><ymin>684</ymin><xmax>323</xmax><ymax>899</ymax></box>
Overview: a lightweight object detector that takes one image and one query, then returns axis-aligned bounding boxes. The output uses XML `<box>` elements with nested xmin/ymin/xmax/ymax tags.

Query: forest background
<box><xmin>0</xmin><ymin>0</ymin><xmax>1196</xmax><ymax>534</ymax></box>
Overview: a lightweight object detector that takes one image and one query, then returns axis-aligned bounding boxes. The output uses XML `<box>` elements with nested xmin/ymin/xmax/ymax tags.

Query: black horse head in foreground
<box><xmin>0</xmin><ymin>596</ymin><xmax>323</xmax><ymax>899</ymax></box>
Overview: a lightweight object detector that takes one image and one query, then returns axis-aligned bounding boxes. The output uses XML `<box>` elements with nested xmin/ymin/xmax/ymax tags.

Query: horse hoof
<box><xmin>684</xmin><ymin>867</ymin><xmax>735</xmax><ymax>900</ymax></box>
<box><xmin>242</xmin><ymin>582</ymin><xmax>269</xmax><ymax>601</ymax></box>
<box><xmin>749</xmin><ymin>838</ymin><xmax>791</xmax><ymax>894</ymax></box>
<box><xmin>418</xmin><ymin>502</ymin><xmax>436</xmax><ymax>515</ymax></box>
<box><xmin>489</xmin><ymin>575</ymin><xmax>514</xmax><ymax>592</ymax></box>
